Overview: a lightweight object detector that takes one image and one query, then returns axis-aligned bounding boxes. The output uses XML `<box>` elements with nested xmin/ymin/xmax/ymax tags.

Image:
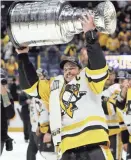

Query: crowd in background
<box><xmin>1</xmin><ymin>0</ymin><xmax>131</xmax><ymax>81</ymax></box>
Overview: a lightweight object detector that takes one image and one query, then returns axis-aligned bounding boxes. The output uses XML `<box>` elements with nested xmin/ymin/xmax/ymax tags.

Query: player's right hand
<box><xmin>15</xmin><ymin>47</ymin><xmax>29</xmax><ymax>54</ymax></box>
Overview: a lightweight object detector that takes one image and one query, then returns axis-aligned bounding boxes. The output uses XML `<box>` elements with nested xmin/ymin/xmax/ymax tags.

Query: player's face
<box><xmin>105</xmin><ymin>72</ymin><xmax>116</xmax><ymax>86</ymax></box>
<box><xmin>119</xmin><ymin>79</ymin><xmax>129</xmax><ymax>89</ymax></box>
<box><xmin>37</xmin><ymin>74</ymin><xmax>46</xmax><ymax>80</ymax></box>
<box><xmin>64</xmin><ymin>62</ymin><xmax>80</xmax><ymax>83</ymax></box>
<box><xmin>39</xmin><ymin>75</ymin><xmax>46</xmax><ymax>80</ymax></box>
<box><xmin>119</xmin><ymin>79</ymin><xmax>128</xmax><ymax>84</ymax></box>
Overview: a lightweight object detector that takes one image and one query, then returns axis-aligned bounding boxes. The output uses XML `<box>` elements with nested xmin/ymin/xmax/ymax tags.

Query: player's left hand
<box><xmin>79</xmin><ymin>12</ymin><xmax>95</xmax><ymax>33</ymax></box>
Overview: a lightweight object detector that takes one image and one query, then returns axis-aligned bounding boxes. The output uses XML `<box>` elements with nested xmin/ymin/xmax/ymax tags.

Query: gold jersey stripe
<box><xmin>59</xmin><ymin>129</ymin><xmax>109</xmax><ymax>154</ymax></box>
<box><xmin>24</xmin><ymin>82</ymin><xmax>38</xmax><ymax>94</ymax></box>
<box><xmin>85</xmin><ymin>65</ymin><xmax>108</xmax><ymax>75</ymax></box>
<box><xmin>62</xmin><ymin>116</ymin><xmax>107</xmax><ymax>132</ymax></box>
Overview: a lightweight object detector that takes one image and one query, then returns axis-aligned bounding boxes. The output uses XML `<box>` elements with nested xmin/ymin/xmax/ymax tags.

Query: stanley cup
<box><xmin>7</xmin><ymin>0</ymin><xmax>117</xmax><ymax>48</ymax></box>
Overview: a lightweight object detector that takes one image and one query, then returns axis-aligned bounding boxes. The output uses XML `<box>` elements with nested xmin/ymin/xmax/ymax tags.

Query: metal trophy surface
<box><xmin>7</xmin><ymin>0</ymin><xmax>116</xmax><ymax>47</ymax></box>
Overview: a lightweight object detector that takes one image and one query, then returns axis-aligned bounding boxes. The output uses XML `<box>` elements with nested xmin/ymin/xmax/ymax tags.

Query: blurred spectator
<box><xmin>5</xmin><ymin>55</ymin><xmax>18</xmax><ymax>77</ymax></box>
<box><xmin>116</xmin><ymin>1</ymin><xmax>128</xmax><ymax>9</ymax></box>
<box><xmin>9</xmin><ymin>77</ymin><xmax>20</xmax><ymax>101</ymax></box>
<box><xmin>0</xmin><ymin>59</ymin><xmax>5</xmax><ymax>69</ymax></box>
<box><xmin>79</xmin><ymin>47</ymin><xmax>88</xmax><ymax>68</ymax></box>
<box><xmin>64</xmin><ymin>44</ymin><xmax>77</xmax><ymax>57</ymax></box>
<box><xmin>118</xmin><ymin>22</ymin><xmax>127</xmax><ymax>32</ymax></box>
<box><xmin>124</xmin><ymin>14</ymin><xmax>131</xmax><ymax>31</ymax></box>
<box><xmin>47</xmin><ymin>46</ymin><xmax>60</xmax><ymax>64</ymax></box>
<box><xmin>124</xmin><ymin>1</ymin><xmax>131</xmax><ymax>15</ymax></box>
<box><xmin>118</xmin><ymin>28</ymin><xmax>131</xmax><ymax>44</ymax></box>
<box><xmin>119</xmin><ymin>43</ymin><xmax>131</xmax><ymax>55</ymax></box>
<box><xmin>61</xmin><ymin>44</ymin><xmax>78</xmax><ymax>63</ymax></box>
<box><xmin>2</xmin><ymin>41</ymin><xmax>13</xmax><ymax>62</ymax></box>
<box><xmin>72</xmin><ymin>34</ymin><xmax>83</xmax><ymax>51</ymax></box>
<box><xmin>1</xmin><ymin>30</ymin><xmax>9</xmax><ymax>47</ymax></box>
<box><xmin>46</xmin><ymin>46</ymin><xmax>61</xmax><ymax>77</ymax></box>
<box><xmin>129</xmin><ymin>39</ymin><xmax>131</xmax><ymax>49</ymax></box>
<box><xmin>106</xmin><ymin>32</ymin><xmax>120</xmax><ymax>54</ymax></box>
<box><xmin>98</xmin><ymin>33</ymin><xmax>109</xmax><ymax>51</ymax></box>
<box><xmin>117</xmin><ymin>1</ymin><xmax>131</xmax><ymax>32</ymax></box>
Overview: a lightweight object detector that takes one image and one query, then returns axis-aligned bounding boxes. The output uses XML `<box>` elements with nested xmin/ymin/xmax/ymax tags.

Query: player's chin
<box><xmin>65</xmin><ymin>77</ymin><xmax>74</xmax><ymax>83</ymax></box>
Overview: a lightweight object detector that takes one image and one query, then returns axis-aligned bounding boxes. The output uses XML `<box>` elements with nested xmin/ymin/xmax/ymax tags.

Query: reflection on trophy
<box><xmin>7</xmin><ymin>0</ymin><xmax>116</xmax><ymax>47</ymax></box>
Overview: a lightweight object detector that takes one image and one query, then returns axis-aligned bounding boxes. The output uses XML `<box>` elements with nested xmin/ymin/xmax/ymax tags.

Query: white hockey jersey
<box><xmin>102</xmin><ymin>83</ymin><xmax>121</xmax><ymax>98</ymax></box>
<box><xmin>123</xmin><ymin>88</ymin><xmax>131</xmax><ymax>135</ymax></box>
<box><xmin>24</xmin><ymin>65</ymin><xmax>109</xmax><ymax>156</ymax></box>
<box><xmin>49</xmin><ymin>67</ymin><xmax>109</xmax><ymax>155</ymax></box>
<box><xmin>29</xmin><ymin>97</ymin><xmax>49</xmax><ymax>132</ymax></box>
<box><xmin>102</xmin><ymin>83</ymin><xmax>128</xmax><ymax>136</ymax></box>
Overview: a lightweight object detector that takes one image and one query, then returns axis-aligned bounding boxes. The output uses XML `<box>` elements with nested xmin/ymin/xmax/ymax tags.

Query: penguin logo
<box><xmin>60</xmin><ymin>84</ymin><xmax>86</xmax><ymax>118</ymax></box>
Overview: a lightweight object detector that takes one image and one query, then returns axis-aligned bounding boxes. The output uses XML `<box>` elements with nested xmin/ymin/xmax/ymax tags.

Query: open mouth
<box><xmin>67</xmin><ymin>75</ymin><xmax>74</xmax><ymax>79</ymax></box>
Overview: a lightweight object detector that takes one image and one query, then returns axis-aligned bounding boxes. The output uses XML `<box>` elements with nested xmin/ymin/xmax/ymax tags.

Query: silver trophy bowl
<box><xmin>7</xmin><ymin>0</ymin><xmax>116</xmax><ymax>47</ymax></box>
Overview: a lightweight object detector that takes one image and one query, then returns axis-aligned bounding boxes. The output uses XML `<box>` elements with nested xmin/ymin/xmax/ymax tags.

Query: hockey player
<box><xmin>102</xmin><ymin>70</ymin><xmax>129</xmax><ymax>160</ymax></box>
<box><xmin>104</xmin><ymin>66</ymin><xmax>116</xmax><ymax>90</ymax></box>
<box><xmin>16</xmin><ymin>13</ymin><xmax>113</xmax><ymax>160</ymax></box>
<box><xmin>122</xmin><ymin>73</ymin><xmax>131</xmax><ymax>160</ymax></box>
<box><xmin>26</xmin><ymin>68</ymin><xmax>56</xmax><ymax>160</ymax></box>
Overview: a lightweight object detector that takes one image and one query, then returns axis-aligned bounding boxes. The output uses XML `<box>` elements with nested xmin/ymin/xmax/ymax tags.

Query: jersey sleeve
<box><xmin>18</xmin><ymin>53</ymin><xmax>51</xmax><ymax>110</ymax></box>
<box><xmin>85</xmin><ymin>65</ymin><xmax>108</xmax><ymax>94</ymax></box>
<box><xmin>84</xmin><ymin>30</ymin><xmax>109</xmax><ymax>94</ymax></box>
